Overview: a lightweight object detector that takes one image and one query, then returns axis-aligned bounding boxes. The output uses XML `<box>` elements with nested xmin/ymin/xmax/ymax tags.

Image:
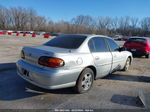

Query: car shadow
<box><xmin>103</xmin><ymin>73</ymin><xmax>150</xmax><ymax>83</ymax></box>
<box><xmin>0</xmin><ymin>62</ymin><xmax>16</xmax><ymax>72</ymax></box>
<box><xmin>133</xmin><ymin>55</ymin><xmax>148</xmax><ymax>59</ymax></box>
<box><xmin>0</xmin><ymin>63</ymin><xmax>76</xmax><ymax>101</ymax></box>
<box><xmin>1</xmin><ymin>62</ymin><xmax>149</xmax><ymax>101</ymax></box>
<box><xmin>111</xmin><ymin>94</ymin><xmax>144</xmax><ymax>108</ymax></box>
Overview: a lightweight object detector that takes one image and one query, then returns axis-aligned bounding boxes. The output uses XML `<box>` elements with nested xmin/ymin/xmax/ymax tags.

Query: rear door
<box><xmin>88</xmin><ymin>37</ymin><xmax>112</xmax><ymax>77</ymax></box>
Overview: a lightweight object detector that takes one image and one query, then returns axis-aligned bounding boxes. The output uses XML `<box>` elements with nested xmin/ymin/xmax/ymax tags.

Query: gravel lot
<box><xmin>0</xmin><ymin>35</ymin><xmax>149</xmax><ymax>110</ymax></box>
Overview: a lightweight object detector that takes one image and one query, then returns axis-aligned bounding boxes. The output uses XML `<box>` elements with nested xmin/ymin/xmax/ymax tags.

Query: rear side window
<box><xmin>88</xmin><ymin>37</ymin><xmax>109</xmax><ymax>52</ymax></box>
<box><xmin>44</xmin><ymin>35</ymin><xmax>87</xmax><ymax>49</ymax></box>
<box><xmin>106</xmin><ymin>38</ymin><xmax>119</xmax><ymax>51</ymax></box>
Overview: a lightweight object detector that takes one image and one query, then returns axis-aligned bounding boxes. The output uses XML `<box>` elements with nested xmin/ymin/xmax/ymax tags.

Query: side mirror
<box><xmin>118</xmin><ymin>47</ymin><xmax>124</xmax><ymax>52</ymax></box>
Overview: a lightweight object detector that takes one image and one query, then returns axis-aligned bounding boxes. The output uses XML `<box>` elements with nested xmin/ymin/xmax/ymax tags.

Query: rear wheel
<box><xmin>145</xmin><ymin>53</ymin><xmax>149</xmax><ymax>58</ymax></box>
<box><xmin>122</xmin><ymin>57</ymin><xmax>131</xmax><ymax>71</ymax></box>
<box><xmin>74</xmin><ymin>68</ymin><xmax>94</xmax><ymax>94</ymax></box>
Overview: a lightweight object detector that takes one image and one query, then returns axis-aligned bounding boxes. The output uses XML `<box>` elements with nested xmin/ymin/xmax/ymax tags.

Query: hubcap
<box><xmin>126</xmin><ymin>59</ymin><xmax>130</xmax><ymax>70</ymax></box>
<box><xmin>81</xmin><ymin>73</ymin><xmax>92</xmax><ymax>91</ymax></box>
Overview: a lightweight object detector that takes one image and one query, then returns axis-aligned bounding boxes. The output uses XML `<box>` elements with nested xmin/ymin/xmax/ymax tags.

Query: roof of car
<box><xmin>60</xmin><ymin>34</ymin><xmax>92</xmax><ymax>36</ymax></box>
<box><xmin>61</xmin><ymin>34</ymin><xmax>109</xmax><ymax>38</ymax></box>
<box><xmin>130</xmin><ymin>37</ymin><xmax>150</xmax><ymax>40</ymax></box>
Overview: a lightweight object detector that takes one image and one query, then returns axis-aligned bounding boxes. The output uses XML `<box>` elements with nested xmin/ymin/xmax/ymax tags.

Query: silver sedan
<box><xmin>16</xmin><ymin>34</ymin><xmax>133</xmax><ymax>93</ymax></box>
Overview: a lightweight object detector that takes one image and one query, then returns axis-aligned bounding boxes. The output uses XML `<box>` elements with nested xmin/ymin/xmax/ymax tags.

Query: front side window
<box><xmin>88</xmin><ymin>37</ymin><xmax>109</xmax><ymax>52</ymax></box>
<box><xmin>106</xmin><ymin>38</ymin><xmax>119</xmax><ymax>51</ymax></box>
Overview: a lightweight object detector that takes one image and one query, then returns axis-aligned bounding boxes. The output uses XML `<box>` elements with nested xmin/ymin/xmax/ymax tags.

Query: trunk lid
<box><xmin>22</xmin><ymin>45</ymin><xmax>72</xmax><ymax>65</ymax></box>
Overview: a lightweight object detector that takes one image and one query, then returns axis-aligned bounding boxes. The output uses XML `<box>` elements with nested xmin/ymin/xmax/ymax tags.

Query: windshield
<box><xmin>44</xmin><ymin>35</ymin><xmax>87</xmax><ymax>49</ymax></box>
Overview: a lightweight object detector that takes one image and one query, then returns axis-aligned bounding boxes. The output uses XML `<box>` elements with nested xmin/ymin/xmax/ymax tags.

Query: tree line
<box><xmin>1</xmin><ymin>5</ymin><xmax>150</xmax><ymax>36</ymax></box>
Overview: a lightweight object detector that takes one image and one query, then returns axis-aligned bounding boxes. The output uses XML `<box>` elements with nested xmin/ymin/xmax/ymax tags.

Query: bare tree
<box><xmin>130</xmin><ymin>17</ymin><xmax>139</xmax><ymax>28</ymax></box>
<box><xmin>46</xmin><ymin>20</ymin><xmax>54</xmax><ymax>32</ymax></box>
<box><xmin>28</xmin><ymin>8</ymin><xmax>37</xmax><ymax>30</ymax></box>
<box><xmin>35</xmin><ymin>16</ymin><xmax>46</xmax><ymax>31</ymax></box>
<box><xmin>97</xmin><ymin>17</ymin><xmax>111</xmax><ymax>35</ymax></box>
<box><xmin>71</xmin><ymin>15</ymin><xmax>96</xmax><ymax>34</ymax></box>
<box><xmin>0</xmin><ymin>5</ymin><xmax>9</xmax><ymax>29</ymax></box>
<box><xmin>141</xmin><ymin>17</ymin><xmax>150</xmax><ymax>36</ymax></box>
<box><xmin>110</xmin><ymin>17</ymin><xmax>119</xmax><ymax>30</ymax></box>
<box><xmin>10</xmin><ymin>7</ymin><xmax>29</xmax><ymax>30</ymax></box>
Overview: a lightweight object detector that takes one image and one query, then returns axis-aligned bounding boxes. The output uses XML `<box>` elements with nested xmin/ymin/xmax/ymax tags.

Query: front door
<box><xmin>105</xmin><ymin>38</ymin><xmax>124</xmax><ymax>72</ymax></box>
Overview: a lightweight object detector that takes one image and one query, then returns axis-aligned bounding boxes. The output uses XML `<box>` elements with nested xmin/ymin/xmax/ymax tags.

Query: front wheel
<box><xmin>74</xmin><ymin>68</ymin><xmax>94</xmax><ymax>94</ymax></box>
<box><xmin>122</xmin><ymin>57</ymin><xmax>131</xmax><ymax>71</ymax></box>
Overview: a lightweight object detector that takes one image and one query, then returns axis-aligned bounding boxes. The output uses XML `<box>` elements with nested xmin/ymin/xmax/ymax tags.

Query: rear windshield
<box><xmin>44</xmin><ymin>35</ymin><xmax>87</xmax><ymax>49</ymax></box>
<box><xmin>127</xmin><ymin>38</ymin><xmax>146</xmax><ymax>43</ymax></box>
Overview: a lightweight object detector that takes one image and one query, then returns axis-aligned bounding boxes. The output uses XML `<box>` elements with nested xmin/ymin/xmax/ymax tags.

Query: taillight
<box><xmin>21</xmin><ymin>50</ymin><xmax>25</xmax><ymax>59</ymax></box>
<box><xmin>144</xmin><ymin>42</ymin><xmax>149</xmax><ymax>52</ymax></box>
<box><xmin>38</xmin><ymin>56</ymin><xmax>65</xmax><ymax>68</ymax></box>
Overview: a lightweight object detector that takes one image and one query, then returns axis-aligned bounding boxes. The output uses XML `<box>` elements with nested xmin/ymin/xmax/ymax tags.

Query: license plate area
<box><xmin>21</xmin><ymin>68</ymin><xmax>29</xmax><ymax>77</ymax></box>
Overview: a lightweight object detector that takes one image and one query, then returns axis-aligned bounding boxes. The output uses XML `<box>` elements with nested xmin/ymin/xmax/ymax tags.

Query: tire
<box><xmin>74</xmin><ymin>68</ymin><xmax>94</xmax><ymax>94</ymax></box>
<box><xmin>122</xmin><ymin>57</ymin><xmax>131</xmax><ymax>71</ymax></box>
<box><xmin>145</xmin><ymin>53</ymin><xmax>149</xmax><ymax>58</ymax></box>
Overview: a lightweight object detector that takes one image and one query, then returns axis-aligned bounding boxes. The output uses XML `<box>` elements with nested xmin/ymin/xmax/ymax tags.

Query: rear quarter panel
<box><xmin>121</xmin><ymin>51</ymin><xmax>133</xmax><ymax>65</ymax></box>
<box><xmin>56</xmin><ymin>53</ymin><xmax>95</xmax><ymax>70</ymax></box>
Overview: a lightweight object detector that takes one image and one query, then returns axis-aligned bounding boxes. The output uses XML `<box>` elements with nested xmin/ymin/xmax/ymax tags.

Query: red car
<box><xmin>123</xmin><ymin>37</ymin><xmax>150</xmax><ymax>58</ymax></box>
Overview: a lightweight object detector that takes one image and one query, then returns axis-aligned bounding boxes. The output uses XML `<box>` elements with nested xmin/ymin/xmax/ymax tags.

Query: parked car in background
<box><xmin>20</xmin><ymin>31</ymin><xmax>24</xmax><ymax>34</ymax></box>
<box><xmin>33</xmin><ymin>32</ymin><xmax>41</xmax><ymax>35</ymax></box>
<box><xmin>40</xmin><ymin>32</ymin><xmax>46</xmax><ymax>35</ymax></box>
<box><xmin>33</xmin><ymin>31</ymin><xmax>46</xmax><ymax>35</ymax></box>
<box><xmin>111</xmin><ymin>35</ymin><xmax>123</xmax><ymax>40</ymax></box>
<box><xmin>7</xmin><ymin>30</ymin><xmax>13</xmax><ymax>33</ymax></box>
<box><xmin>25</xmin><ymin>31</ymin><xmax>32</xmax><ymax>34</ymax></box>
<box><xmin>12</xmin><ymin>31</ymin><xmax>18</xmax><ymax>33</ymax></box>
<box><xmin>123</xmin><ymin>37</ymin><xmax>150</xmax><ymax>58</ymax></box>
<box><xmin>50</xmin><ymin>33</ymin><xmax>61</xmax><ymax>37</ymax></box>
<box><xmin>17</xmin><ymin>34</ymin><xmax>132</xmax><ymax>93</ymax></box>
<box><xmin>121</xmin><ymin>36</ymin><xmax>130</xmax><ymax>41</ymax></box>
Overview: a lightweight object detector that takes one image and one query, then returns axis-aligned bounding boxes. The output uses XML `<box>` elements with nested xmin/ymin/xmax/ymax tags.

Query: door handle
<box><xmin>95</xmin><ymin>56</ymin><xmax>99</xmax><ymax>60</ymax></box>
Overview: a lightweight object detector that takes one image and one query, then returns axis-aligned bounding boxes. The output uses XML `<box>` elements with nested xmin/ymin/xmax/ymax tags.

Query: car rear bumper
<box><xmin>127</xmin><ymin>49</ymin><xmax>148</xmax><ymax>56</ymax></box>
<box><xmin>16</xmin><ymin>60</ymin><xmax>82</xmax><ymax>89</ymax></box>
